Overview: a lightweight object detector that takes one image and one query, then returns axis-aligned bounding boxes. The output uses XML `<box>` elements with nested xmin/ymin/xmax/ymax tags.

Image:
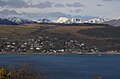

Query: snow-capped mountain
<box><xmin>56</xmin><ymin>17</ymin><xmax>71</xmax><ymax>23</ymax></box>
<box><xmin>56</xmin><ymin>17</ymin><xmax>81</xmax><ymax>23</ymax></box>
<box><xmin>1</xmin><ymin>16</ymin><xmax>120</xmax><ymax>26</ymax></box>
<box><xmin>71</xmin><ymin>18</ymin><xmax>81</xmax><ymax>23</ymax></box>
<box><xmin>83</xmin><ymin>18</ymin><xmax>105</xmax><ymax>23</ymax></box>
<box><xmin>0</xmin><ymin>18</ymin><xmax>18</xmax><ymax>25</ymax></box>
<box><xmin>36</xmin><ymin>18</ymin><xmax>52</xmax><ymax>23</ymax></box>
<box><xmin>111</xmin><ymin>17</ymin><xmax>120</xmax><ymax>20</ymax></box>
<box><xmin>8</xmin><ymin>17</ymin><xmax>34</xmax><ymax>24</ymax></box>
<box><xmin>56</xmin><ymin>17</ymin><xmax>108</xmax><ymax>24</ymax></box>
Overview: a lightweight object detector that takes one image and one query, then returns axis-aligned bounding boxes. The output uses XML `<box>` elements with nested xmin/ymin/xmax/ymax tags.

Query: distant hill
<box><xmin>0</xmin><ymin>24</ymin><xmax>41</xmax><ymax>39</ymax></box>
<box><xmin>78</xmin><ymin>27</ymin><xmax>120</xmax><ymax>38</ymax></box>
<box><xmin>0</xmin><ymin>9</ymin><xmax>18</xmax><ymax>15</ymax></box>
<box><xmin>103</xmin><ymin>19</ymin><xmax>120</xmax><ymax>27</ymax></box>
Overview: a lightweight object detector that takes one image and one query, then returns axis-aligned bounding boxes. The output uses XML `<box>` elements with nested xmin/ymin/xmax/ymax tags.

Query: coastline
<box><xmin>0</xmin><ymin>51</ymin><xmax>120</xmax><ymax>55</ymax></box>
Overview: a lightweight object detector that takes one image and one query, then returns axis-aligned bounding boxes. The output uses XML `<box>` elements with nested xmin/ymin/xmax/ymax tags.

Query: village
<box><xmin>0</xmin><ymin>36</ymin><xmax>98</xmax><ymax>54</ymax></box>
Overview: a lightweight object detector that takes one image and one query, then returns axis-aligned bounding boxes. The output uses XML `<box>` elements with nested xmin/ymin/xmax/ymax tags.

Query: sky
<box><xmin>0</xmin><ymin>0</ymin><xmax>120</xmax><ymax>20</ymax></box>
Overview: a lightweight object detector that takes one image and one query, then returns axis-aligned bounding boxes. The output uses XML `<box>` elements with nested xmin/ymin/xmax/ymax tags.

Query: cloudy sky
<box><xmin>0</xmin><ymin>0</ymin><xmax>120</xmax><ymax>20</ymax></box>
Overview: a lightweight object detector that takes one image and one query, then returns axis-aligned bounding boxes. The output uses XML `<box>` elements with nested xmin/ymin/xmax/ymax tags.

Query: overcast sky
<box><xmin>0</xmin><ymin>0</ymin><xmax>120</xmax><ymax>19</ymax></box>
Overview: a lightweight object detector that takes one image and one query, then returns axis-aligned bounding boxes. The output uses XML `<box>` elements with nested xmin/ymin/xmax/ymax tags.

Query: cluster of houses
<box><xmin>0</xmin><ymin>37</ymin><xmax>98</xmax><ymax>54</ymax></box>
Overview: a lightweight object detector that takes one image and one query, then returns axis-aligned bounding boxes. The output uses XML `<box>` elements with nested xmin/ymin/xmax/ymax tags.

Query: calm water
<box><xmin>0</xmin><ymin>54</ymin><xmax>120</xmax><ymax>79</ymax></box>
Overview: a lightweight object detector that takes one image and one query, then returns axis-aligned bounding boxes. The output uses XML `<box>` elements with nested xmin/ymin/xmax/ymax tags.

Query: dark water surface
<box><xmin>0</xmin><ymin>54</ymin><xmax>120</xmax><ymax>79</ymax></box>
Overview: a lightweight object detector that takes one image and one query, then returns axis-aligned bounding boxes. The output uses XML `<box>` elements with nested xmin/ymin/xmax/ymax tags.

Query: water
<box><xmin>0</xmin><ymin>54</ymin><xmax>120</xmax><ymax>79</ymax></box>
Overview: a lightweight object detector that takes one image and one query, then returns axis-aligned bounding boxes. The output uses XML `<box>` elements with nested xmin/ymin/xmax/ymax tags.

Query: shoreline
<box><xmin>0</xmin><ymin>52</ymin><xmax>120</xmax><ymax>55</ymax></box>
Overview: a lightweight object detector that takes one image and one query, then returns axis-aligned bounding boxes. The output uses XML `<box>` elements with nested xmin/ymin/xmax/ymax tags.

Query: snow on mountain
<box><xmin>56</xmin><ymin>17</ymin><xmax>81</xmax><ymax>23</ymax></box>
<box><xmin>83</xmin><ymin>18</ymin><xmax>105</xmax><ymax>23</ymax></box>
<box><xmin>56</xmin><ymin>17</ymin><xmax>71</xmax><ymax>23</ymax></box>
<box><xmin>71</xmin><ymin>18</ymin><xmax>81</xmax><ymax>23</ymax></box>
<box><xmin>8</xmin><ymin>17</ymin><xmax>34</xmax><ymax>24</ymax></box>
<box><xmin>1</xmin><ymin>16</ymin><xmax>120</xmax><ymax>26</ymax></box>
<box><xmin>56</xmin><ymin>17</ymin><xmax>108</xmax><ymax>24</ymax></box>
<box><xmin>0</xmin><ymin>18</ymin><xmax>18</xmax><ymax>25</ymax></box>
<box><xmin>36</xmin><ymin>18</ymin><xmax>52</xmax><ymax>23</ymax></box>
<box><xmin>111</xmin><ymin>17</ymin><xmax>120</xmax><ymax>20</ymax></box>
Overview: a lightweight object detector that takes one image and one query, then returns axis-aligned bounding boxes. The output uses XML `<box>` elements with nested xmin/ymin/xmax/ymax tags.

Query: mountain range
<box><xmin>7</xmin><ymin>17</ymin><xmax>35</xmax><ymax>24</ymax></box>
<box><xmin>0</xmin><ymin>18</ymin><xmax>17</xmax><ymax>25</ymax></box>
<box><xmin>0</xmin><ymin>17</ymin><xmax>120</xmax><ymax>27</ymax></box>
<box><xmin>0</xmin><ymin>17</ymin><xmax>35</xmax><ymax>25</ymax></box>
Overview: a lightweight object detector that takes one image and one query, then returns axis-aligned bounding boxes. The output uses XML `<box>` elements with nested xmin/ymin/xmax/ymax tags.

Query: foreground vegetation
<box><xmin>0</xmin><ymin>64</ymin><xmax>45</xmax><ymax>79</ymax></box>
<box><xmin>0</xmin><ymin>64</ymin><xmax>105</xmax><ymax>79</ymax></box>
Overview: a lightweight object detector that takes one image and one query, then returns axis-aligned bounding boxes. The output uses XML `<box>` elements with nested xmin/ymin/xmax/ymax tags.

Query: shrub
<box><xmin>0</xmin><ymin>64</ymin><xmax>45</xmax><ymax>79</ymax></box>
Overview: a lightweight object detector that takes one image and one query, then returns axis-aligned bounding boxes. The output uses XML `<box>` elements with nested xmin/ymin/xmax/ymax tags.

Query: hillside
<box><xmin>30</xmin><ymin>24</ymin><xmax>120</xmax><ymax>52</ymax></box>
<box><xmin>0</xmin><ymin>23</ymin><xmax>119</xmax><ymax>53</ymax></box>
<box><xmin>0</xmin><ymin>24</ymin><xmax>40</xmax><ymax>40</ymax></box>
<box><xmin>79</xmin><ymin>27</ymin><xmax>120</xmax><ymax>38</ymax></box>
